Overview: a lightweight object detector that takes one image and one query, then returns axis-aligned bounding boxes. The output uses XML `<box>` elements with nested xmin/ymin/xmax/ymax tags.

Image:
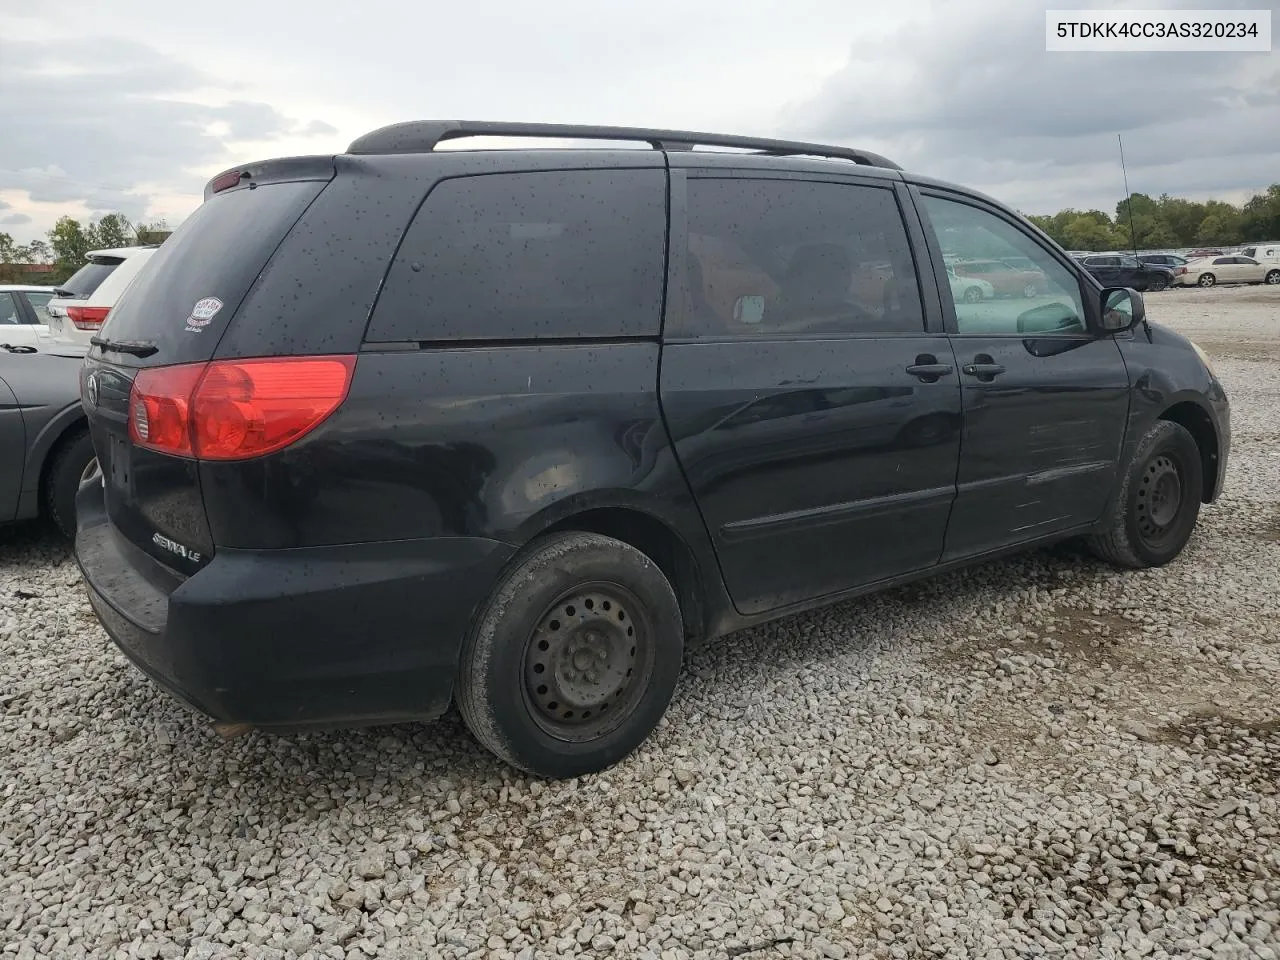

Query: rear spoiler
<box><xmin>203</xmin><ymin>156</ymin><xmax>337</xmax><ymax>201</ymax></box>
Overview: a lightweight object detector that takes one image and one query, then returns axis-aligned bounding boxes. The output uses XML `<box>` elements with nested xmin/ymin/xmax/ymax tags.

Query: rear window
<box><xmin>59</xmin><ymin>258</ymin><xmax>122</xmax><ymax>299</ymax></box>
<box><xmin>99</xmin><ymin>181</ymin><xmax>326</xmax><ymax>364</ymax></box>
<box><xmin>366</xmin><ymin>169</ymin><xmax>666</xmax><ymax>342</ymax></box>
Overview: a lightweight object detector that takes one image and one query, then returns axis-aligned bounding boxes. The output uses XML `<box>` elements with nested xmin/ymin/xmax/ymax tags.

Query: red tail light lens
<box><xmin>1176</xmin><ymin>267</ymin><xmax>1187</xmax><ymax>275</ymax></box>
<box><xmin>128</xmin><ymin>356</ymin><xmax>356</xmax><ymax>460</ymax></box>
<box><xmin>211</xmin><ymin>169</ymin><xmax>245</xmax><ymax>193</ymax></box>
<box><xmin>67</xmin><ymin>306</ymin><xmax>111</xmax><ymax>330</ymax></box>
<box><xmin>128</xmin><ymin>364</ymin><xmax>204</xmax><ymax>456</ymax></box>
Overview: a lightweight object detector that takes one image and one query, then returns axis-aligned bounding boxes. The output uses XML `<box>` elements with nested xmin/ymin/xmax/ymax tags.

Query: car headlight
<box><xmin>1189</xmin><ymin>339</ymin><xmax>1217</xmax><ymax>378</ymax></box>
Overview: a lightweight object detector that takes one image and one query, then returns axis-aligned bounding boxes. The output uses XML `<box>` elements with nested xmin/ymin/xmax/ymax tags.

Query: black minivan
<box><xmin>76</xmin><ymin>122</ymin><xmax>1230</xmax><ymax>778</ymax></box>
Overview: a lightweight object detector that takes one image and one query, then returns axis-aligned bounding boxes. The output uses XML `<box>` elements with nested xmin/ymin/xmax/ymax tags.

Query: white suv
<box><xmin>47</xmin><ymin>246</ymin><xmax>158</xmax><ymax>353</ymax></box>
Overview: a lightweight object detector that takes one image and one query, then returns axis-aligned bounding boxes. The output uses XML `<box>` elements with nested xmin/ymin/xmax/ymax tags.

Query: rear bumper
<box><xmin>75</xmin><ymin>480</ymin><xmax>514</xmax><ymax>729</ymax></box>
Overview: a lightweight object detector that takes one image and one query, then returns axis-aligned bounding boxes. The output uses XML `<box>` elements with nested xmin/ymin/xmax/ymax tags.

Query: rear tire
<box><xmin>962</xmin><ymin>286</ymin><xmax>983</xmax><ymax>303</ymax></box>
<box><xmin>1022</xmin><ymin>282</ymin><xmax>1038</xmax><ymax>298</ymax></box>
<box><xmin>1197</xmin><ymin>273</ymin><xmax>1216</xmax><ymax>287</ymax></box>
<box><xmin>1265</xmin><ymin>270</ymin><xmax>1280</xmax><ymax>285</ymax></box>
<box><xmin>1148</xmin><ymin>274</ymin><xmax>1169</xmax><ymax>292</ymax></box>
<box><xmin>456</xmin><ymin>531</ymin><xmax>684</xmax><ymax>778</ymax></box>
<box><xmin>43</xmin><ymin>428</ymin><xmax>96</xmax><ymax>540</ymax></box>
<box><xmin>1087</xmin><ymin>420</ymin><xmax>1203</xmax><ymax>569</ymax></box>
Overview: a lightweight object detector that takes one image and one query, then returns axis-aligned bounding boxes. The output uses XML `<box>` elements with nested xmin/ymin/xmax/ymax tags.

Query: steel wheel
<box><xmin>1135</xmin><ymin>453</ymin><xmax>1184</xmax><ymax>550</ymax></box>
<box><xmin>522</xmin><ymin>582</ymin><xmax>654</xmax><ymax>742</ymax></box>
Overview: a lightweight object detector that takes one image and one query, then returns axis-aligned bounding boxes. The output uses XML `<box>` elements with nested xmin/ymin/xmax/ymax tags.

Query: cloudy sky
<box><xmin>2</xmin><ymin>0</ymin><xmax>1277</xmax><ymax>243</ymax></box>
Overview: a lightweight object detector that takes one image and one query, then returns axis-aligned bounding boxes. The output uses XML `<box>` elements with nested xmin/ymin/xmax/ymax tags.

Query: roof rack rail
<box><xmin>346</xmin><ymin>120</ymin><xmax>900</xmax><ymax>170</ymax></box>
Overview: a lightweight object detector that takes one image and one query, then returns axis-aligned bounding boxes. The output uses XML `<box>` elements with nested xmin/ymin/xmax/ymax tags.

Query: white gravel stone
<box><xmin>1</xmin><ymin>285</ymin><xmax>1279</xmax><ymax>959</ymax></box>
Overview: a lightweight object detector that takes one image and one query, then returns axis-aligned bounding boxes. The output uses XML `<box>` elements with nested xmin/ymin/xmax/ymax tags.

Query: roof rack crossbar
<box><xmin>346</xmin><ymin>121</ymin><xmax>900</xmax><ymax>170</ymax></box>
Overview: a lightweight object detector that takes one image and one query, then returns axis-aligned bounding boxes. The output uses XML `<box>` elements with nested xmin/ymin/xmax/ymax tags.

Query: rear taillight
<box><xmin>66</xmin><ymin>306</ymin><xmax>111</xmax><ymax>330</ymax></box>
<box><xmin>128</xmin><ymin>356</ymin><xmax>356</xmax><ymax>460</ymax></box>
<box><xmin>1176</xmin><ymin>267</ymin><xmax>1187</xmax><ymax>275</ymax></box>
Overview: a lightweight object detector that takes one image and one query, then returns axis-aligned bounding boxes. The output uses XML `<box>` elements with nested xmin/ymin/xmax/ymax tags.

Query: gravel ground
<box><xmin>2</xmin><ymin>284</ymin><xmax>1278</xmax><ymax>960</ymax></box>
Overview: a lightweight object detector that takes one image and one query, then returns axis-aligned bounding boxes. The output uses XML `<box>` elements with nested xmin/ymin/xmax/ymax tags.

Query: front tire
<box><xmin>44</xmin><ymin>428</ymin><xmax>97</xmax><ymax>540</ymax></box>
<box><xmin>456</xmin><ymin>532</ymin><xmax>684</xmax><ymax>778</ymax></box>
<box><xmin>1088</xmin><ymin>420</ymin><xmax>1203</xmax><ymax>569</ymax></box>
<box><xmin>1197</xmin><ymin>273</ymin><xmax>1216</xmax><ymax>287</ymax></box>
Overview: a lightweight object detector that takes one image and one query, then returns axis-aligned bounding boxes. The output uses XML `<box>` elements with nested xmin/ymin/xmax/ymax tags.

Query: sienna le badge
<box><xmin>185</xmin><ymin>297</ymin><xmax>223</xmax><ymax>333</ymax></box>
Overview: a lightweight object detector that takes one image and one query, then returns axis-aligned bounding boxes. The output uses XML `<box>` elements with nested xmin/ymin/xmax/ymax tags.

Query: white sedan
<box><xmin>1174</xmin><ymin>255</ymin><xmax>1280</xmax><ymax>288</ymax></box>
<box><xmin>946</xmin><ymin>265</ymin><xmax>996</xmax><ymax>303</ymax></box>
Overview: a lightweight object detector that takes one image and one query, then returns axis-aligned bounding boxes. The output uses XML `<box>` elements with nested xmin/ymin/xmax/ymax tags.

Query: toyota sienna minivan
<box><xmin>76</xmin><ymin>121</ymin><xmax>1230</xmax><ymax>778</ymax></box>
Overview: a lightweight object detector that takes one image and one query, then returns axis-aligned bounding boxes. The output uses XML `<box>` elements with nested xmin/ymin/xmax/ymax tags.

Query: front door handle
<box><xmin>962</xmin><ymin>354</ymin><xmax>1006</xmax><ymax>381</ymax></box>
<box><xmin>905</xmin><ymin>354</ymin><xmax>953</xmax><ymax>383</ymax></box>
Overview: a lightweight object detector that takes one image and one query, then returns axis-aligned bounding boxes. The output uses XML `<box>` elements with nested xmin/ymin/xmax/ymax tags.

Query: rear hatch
<box><xmin>48</xmin><ymin>256</ymin><xmax>122</xmax><ymax>335</ymax></box>
<box><xmin>82</xmin><ymin>159</ymin><xmax>334</xmax><ymax>573</ymax></box>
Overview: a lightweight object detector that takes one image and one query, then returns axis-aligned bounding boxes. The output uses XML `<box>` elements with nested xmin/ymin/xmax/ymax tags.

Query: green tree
<box><xmin>48</xmin><ymin>216</ymin><xmax>95</xmax><ymax>278</ymax></box>
<box><xmin>1240</xmin><ymin>184</ymin><xmax>1280</xmax><ymax>241</ymax></box>
<box><xmin>1194</xmin><ymin>215</ymin><xmax>1227</xmax><ymax>246</ymax></box>
<box><xmin>24</xmin><ymin>239</ymin><xmax>51</xmax><ymax>263</ymax></box>
<box><xmin>1061</xmin><ymin>212</ymin><xmax>1123</xmax><ymax>252</ymax></box>
<box><xmin>0</xmin><ymin>232</ymin><xmax>46</xmax><ymax>282</ymax></box>
<box><xmin>94</xmin><ymin>212</ymin><xmax>134</xmax><ymax>249</ymax></box>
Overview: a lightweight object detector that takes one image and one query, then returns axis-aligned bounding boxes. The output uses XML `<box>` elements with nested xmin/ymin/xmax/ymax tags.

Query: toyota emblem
<box><xmin>86</xmin><ymin>372</ymin><xmax>99</xmax><ymax>408</ymax></box>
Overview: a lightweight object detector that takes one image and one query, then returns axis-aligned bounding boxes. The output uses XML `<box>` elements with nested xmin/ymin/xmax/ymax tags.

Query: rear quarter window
<box><xmin>366</xmin><ymin>169</ymin><xmax>667</xmax><ymax>342</ymax></box>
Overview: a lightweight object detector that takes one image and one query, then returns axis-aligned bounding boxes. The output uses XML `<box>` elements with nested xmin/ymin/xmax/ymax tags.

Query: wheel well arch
<box><xmin>36</xmin><ymin>417</ymin><xmax>90</xmax><ymax>506</ymax></box>
<box><xmin>1158</xmin><ymin>401</ymin><xmax>1218</xmax><ymax>502</ymax></box>
<box><xmin>542</xmin><ymin>507</ymin><xmax>708</xmax><ymax>642</ymax></box>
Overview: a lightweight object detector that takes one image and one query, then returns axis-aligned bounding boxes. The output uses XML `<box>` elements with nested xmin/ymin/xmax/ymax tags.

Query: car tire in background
<box><xmin>43</xmin><ymin>427</ymin><xmax>97</xmax><ymax>539</ymax></box>
<box><xmin>1021</xmin><ymin>282</ymin><xmax>1038</xmax><ymax>298</ymax></box>
<box><xmin>962</xmin><ymin>286</ymin><xmax>983</xmax><ymax>303</ymax></box>
<box><xmin>456</xmin><ymin>531</ymin><xmax>684</xmax><ymax>778</ymax></box>
<box><xmin>1197</xmin><ymin>273</ymin><xmax>1216</xmax><ymax>288</ymax></box>
<box><xmin>1265</xmin><ymin>270</ymin><xmax>1280</xmax><ymax>285</ymax></box>
<box><xmin>1087</xmin><ymin>419</ymin><xmax>1203</xmax><ymax>570</ymax></box>
<box><xmin>1148</xmin><ymin>275</ymin><xmax>1169</xmax><ymax>292</ymax></box>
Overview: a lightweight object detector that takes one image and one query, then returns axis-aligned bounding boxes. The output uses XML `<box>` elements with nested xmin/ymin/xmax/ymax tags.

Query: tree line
<box><xmin>0</xmin><ymin>213</ymin><xmax>169</xmax><ymax>284</ymax></box>
<box><xmin>1025</xmin><ymin>183</ymin><xmax>1280</xmax><ymax>252</ymax></box>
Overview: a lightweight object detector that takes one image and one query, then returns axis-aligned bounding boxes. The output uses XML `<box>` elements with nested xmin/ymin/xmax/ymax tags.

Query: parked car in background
<box><xmin>945</xmin><ymin>264</ymin><xmax>995</xmax><ymax>302</ymax></box>
<box><xmin>950</xmin><ymin>258</ymin><xmax>1047</xmax><ymax>297</ymax></box>
<box><xmin>47</xmin><ymin>246</ymin><xmax>158</xmax><ymax>353</ymax></box>
<box><xmin>1238</xmin><ymin>244</ymin><xmax>1280</xmax><ymax>262</ymax></box>
<box><xmin>0</xmin><ymin>285</ymin><xmax>56</xmax><ymax>353</ymax></box>
<box><xmin>1077</xmin><ymin>254</ymin><xmax>1174</xmax><ymax>291</ymax></box>
<box><xmin>76</xmin><ymin>120</ymin><xmax>1229</xmax><ymax>778</ymax></box>
<box><xmin>1174</xmin><ymin>256</ymin><xmax>1280</xmax><ymax>288</ymax></box>
<box><xmin>1137</xmin><ymin>254</ymin><xmax>1188</xmax><ymax>269</ymax></box>
<box><xmin>1185</xmin><ymin>248</ymin><xmax>1225</xmax><ymax>259</ymax></box>
<box><xmin>1</xmin><ymin>351</ymin><xmax>97</xmax><ymax>538</ymax></box>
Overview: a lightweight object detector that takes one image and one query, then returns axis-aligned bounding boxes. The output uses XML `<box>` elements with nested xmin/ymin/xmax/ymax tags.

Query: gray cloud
<box><xmin>0</xmin><ymin>37</ymin><xmax>335</xmax><ymax>229</ymax></box>
<box><xmin>784</xmin><ymin>0</ymin><xmax>1280</xmax><ymax>213</ymax></box>
<box><xmin>300</xmin><ymin>119</ymin><xmax>340</xmax><ymax>137</ymax></box>
<box><xmin>1</xmin><ymin>214</ymin><xmax>32</xmax><ymax>225</ymax></box>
